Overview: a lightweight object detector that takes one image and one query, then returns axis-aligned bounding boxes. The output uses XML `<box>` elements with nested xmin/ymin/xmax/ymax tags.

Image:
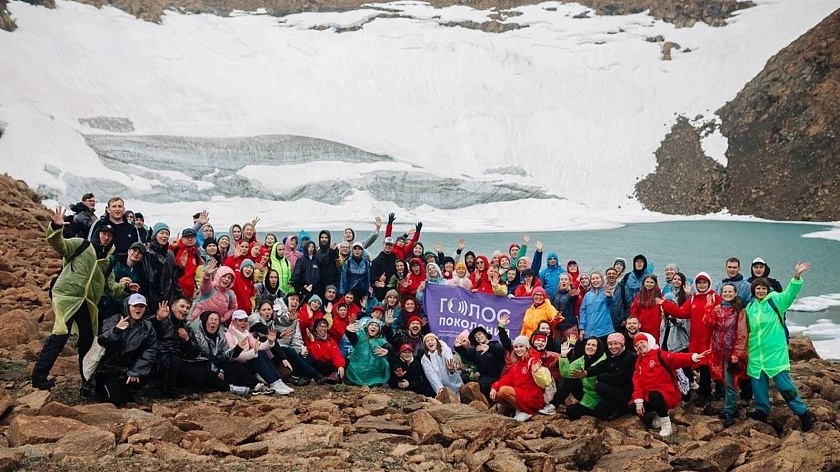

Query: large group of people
<box><xmin>33</xmin><ymin>194</ymin><xmax>815</xmax><ymax>437</ymax></box>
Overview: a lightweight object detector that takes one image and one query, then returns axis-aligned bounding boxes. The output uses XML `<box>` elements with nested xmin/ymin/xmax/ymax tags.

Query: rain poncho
<box><xmin>346</xmin><ymin>319</ymin><xmax>391</xmax><ymax>386</ymax></box>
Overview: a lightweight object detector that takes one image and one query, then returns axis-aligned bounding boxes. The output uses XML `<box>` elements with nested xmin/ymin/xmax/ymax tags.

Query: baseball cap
<box><xmin>129</xmin><ymin>242</ymin><xmax>145</xmax><ymax>252</ymax></box>
<box><xmin>128</xmin><ymin>294</ymin><xmax>147</xmax><ymax>306</ymax></box>
<box><xmin>232</xmin><ymin>310</ymin><xmax>249</xmax><ymax>320</ymax></box>
<box><xmin>352</xmin><ymin>242</ymin><xmax>364</xmax><ymax>250</ymax></box>
<box><xmin>182</xmin><ymin>228</ymin><xmax>197</xmax><ymax>238</ymax></box>
<box><xmin>752</xmin><ymin>258</ymin><xmax>766</xmax><ymax>266</ymax></box>
<box><xmin>399</xmin><ymin>343</ymin><xmax>413</xmax><ymax>353</ymax></box>
<box><xmin>99</xmin><ymin>223</ymin><xmax>115</xmax><ymax>234</ymax></box>
<box><xmin>383</xmin><ymin>237</ymin><xmax>395</xmax><ymax>245</ymax></box>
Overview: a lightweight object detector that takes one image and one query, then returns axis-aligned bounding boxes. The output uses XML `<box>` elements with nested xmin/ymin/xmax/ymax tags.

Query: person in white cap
<box><xmin>93</xmin><ymin>293</ymin><xmax>159</xmax><ymax>405</ymax></box>
<box><xmin>224</xmin><ymin>309</ymin><xmax>293</xmax><ymax>395</ymax></box>
<box><xmin>747</xmin><ymin>258</ymin><xmax>783</xmax><ymax>293</ymax></box>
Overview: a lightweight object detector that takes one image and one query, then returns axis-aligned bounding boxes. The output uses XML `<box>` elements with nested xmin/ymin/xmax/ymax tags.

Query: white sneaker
<box><xmin>538</xmin><ymin>404</ymin><xmax>556</xmax><ymax>415</ymax></box>
<box><xmin>270</xmin><ymin>379</ymin><xmax>293</xmax><ymax>395</ymax></box>
<box><xmin>659</xmin><ymin>416</ymin><xmax>673</xmax><ymax>437</ymax></box>
<box><xmin>251</xmin><ymin>383</ymin><xmax>274</xmax><ymax>396</ymax></box>
<box><xmin>514</xmin><ymin>410</ymin><xmax>533</xmax><ymax>422</ymax></box>
<box><xmin>651</xmin><ymin>413</ymin><xmax>661</xmax><ymax>428</ymax></box>
<box><xmin>229</xmin><ymin>385</ymin><xmax>250</xmax><ymax>395</ymax></box>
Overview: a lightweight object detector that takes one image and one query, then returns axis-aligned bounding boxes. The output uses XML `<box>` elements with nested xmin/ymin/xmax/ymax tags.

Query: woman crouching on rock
<box><xmin>631</xmin><ymin>332</ymin><xmax>710</xmax><ymax>437</ymax></box>
<box><xmin>490</xmin><ymin>335</ymin><xmax>548</xmax><ymax>422</ymax></box>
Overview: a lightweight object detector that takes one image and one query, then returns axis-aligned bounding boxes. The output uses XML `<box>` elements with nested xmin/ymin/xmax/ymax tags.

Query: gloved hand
<box><xmin>388</xmin><ymin>213</ymin><xmax>396</xmax><ymax>225</ymax></box>
<box><xmin>416</xmin><ymin>222</ymin><xmax>423</xmax><ymax>232</ymax></box>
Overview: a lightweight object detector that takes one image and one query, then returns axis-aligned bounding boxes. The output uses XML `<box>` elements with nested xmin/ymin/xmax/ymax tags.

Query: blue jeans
<box><xmin>281</xmin><ymin>346</ymin><xmax>317</xmax><ymax>379</ymax></box>
<box><xmin>253</xmin><ymin>351</ymin><xmax>281</xmax><ymax>384</ymax></box>
<box><xmin>722</xmin><ymin>361</ymin><xmax>738</xmax><ymax>416</ymax></box>
<box><xmin>751</xmin><ymin>370</ymin><xmax>807</xmax><ymax>416</ymax></box>
<box><xmin>339</xmin><ymin>335</ymin><xmax>354</xmax><ymax>358</ymax></box>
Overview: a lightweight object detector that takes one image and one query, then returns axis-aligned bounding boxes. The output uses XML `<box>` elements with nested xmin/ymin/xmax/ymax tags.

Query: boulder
<box><xmin>8</xmin><ymin>415</ymin><xmax>93</xmax><ymax>446</ymax></box>
<box><xmin>0</xmin><ymin>448</ymin><xmax>23</xmax><ymax>472</ymax></box>
<box><xmin>353</xmin><ymin>416</ymin><xmax>412</xmax><ymax>435</ymax></box>
<box><xmin>263</xmin><ymin>424</ymin><xmax>343</xmax><ymax>453</ymax></box>
<box><xmin>460</xmin><ymin>382</ymin><xmax>490</xmax><ymax>407</ymax></box>
<box><xmin>548</xmin><ymin>433</ymin><xmax>610</xmax><ymax>470</ymax></box>
<box><xmin>672</xmin><ymin>438</ymin><xmax>748</xmax><ymax>472</ymax></box>
<box><xmin>409</xmin><ymin>411</ymin><xmax>444</xmax><ymax>445</ymax></box>
<box><xmin>307</xmin><ymin>399</ymin><xmax>341</xmax><ymax>415</ymax></box>
<box><xmin>196</xmin><ymin>414</ymin><xmax>271</xmax><ymax>445</ymax></box>
<box><xmin>0</xmin><ymin>310</ymin><xmax>40</xmax><ymax>350</ymax></box>
<box><xmin>731</xmin><ymin>430</ymin><xmax>840</xmax><ymax>472</ymax></box>
<box><xmin>233</xmin><ymin>441</ymin><xmax>269</xmax><ymax>459</ymax></box>
<box><xmin>154</xmin><ymin>441</ymin><xmax>210</xmax><ymax>463</ymax></box>
<box><xmin>788</xmin><ymin>336</ymin><xmax>820</xmax><ymax>362</ymax></box>
<box><xmin>436</xmin><ymin>388</ymin><xmax>459</xmax><ymax>404</ymax></box>
<box><xmin>486</xmin><ymin>450</ymin><xmax>528</xmax><ymax>472</ymax></box>
<box><xmin>0</xmin><ymin>387</ymin><xmax>12</xmax><ymax>417</ymax></box>
<box><xmin>14</xmin><ymin>390</ymin><xmax>50</xmax><ymax>411</ymax></box>
<box><xmin>596</xmin><ymin>446</ymin><xmax>670</xmax><ymax>472</ymax></box>
<box><xmin>48</xmin><ymin>429</ymin><xmax>115</xmax><ymax>459</ymax></box>
<box><xmin>361</xmin><ymin>393</ymin><xmax>392</xmax><ymax>413</ymax></box>
<box><xmin>423</xmin><ymin>403</ymin><xmax>517</xmax><ymax>436</ymax></box>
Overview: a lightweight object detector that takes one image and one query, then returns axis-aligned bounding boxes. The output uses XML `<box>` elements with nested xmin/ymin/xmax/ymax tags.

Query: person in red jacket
<box><xmin>659</xmin><ymin>271</ymin><xmax>721</xmax><ymax>407</ymax></box>
<box><xmin>469</xmin><ymin>256</ymin><xmax>492</xmax><ymax>293</ymax></box>
<box><xmin>399</xmin><ymin>258</ymin><xmax>426</xmax><ymax>299</ymax></box>
<box><xmin>630</xmin><ymin>275</ymin><xmax>663</xmax><ymax>344</ymax></box>
<box><xmin>491</xmin><ymin>335</ymin><xmax>546</xmax><ymax>422</ymax></box>
<box><xmin>327</xmin><ymin>301</ymin><xmax>354</xmax><ymax>343</ymax></box>
<box><xmin>305</xmin><ymin>318</ymin><xmax>345</xmax><ymax>383</ymax></box>
<box><xmin>229</xmin><ymin>259</ymin><xmax>256</xmax><ymax>315</ymax></box>
<box><xmin>224</xmin><ymin>240</ymin><xmax>251</xmax><ymax>272</ymax></box>
<box><xmin>632</xmin><ymin>332</ymin><xmax>710</xmax><ymax>437</ymax></box>
<box><xmin>299</xmin><ymin>294</ymin><xmax>325</xmax><ymax>336</ymax></box>
<box><xmin>385</xmin><ymin>216</ymin><xmax>421</xmax><ymax>262</ymax></box>
<box><xmin>514</xmin><ymin>269</ymin><xmax>543</xmax><ymax>297</ymax></box>
<box><xmin>175</xmin><ymin>228</ymin><xmax>202</xmax><ymax>299</ymax></box>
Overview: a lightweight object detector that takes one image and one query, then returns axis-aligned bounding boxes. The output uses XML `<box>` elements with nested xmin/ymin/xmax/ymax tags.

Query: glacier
<box><xmin>1</xmin><ymin>0</ymin><xmax>839</xmax><ymax>231</ymax></box>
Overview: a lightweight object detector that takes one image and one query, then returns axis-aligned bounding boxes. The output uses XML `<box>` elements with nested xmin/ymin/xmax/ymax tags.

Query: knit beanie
<box><xmin>607</xmin><ymin>332</ymin><xmax>625</xmax><ymax>346</ymax></box>
<box><xmin>455</xmin><ymin>262</ymin><xmax>467</xmax><ymax>272</ymax></box>
<box><xmin>152</xmin><ymin>222</ymin><xmax>169</xmax><ymax>238</ymax></box>
<box><xmin>513</xmin><ymin>335</ymin><xmax>530</xmax><ymax>348</ymax></box>
<box><xmin>202</xmin><ymin>237</ymin><xmax>218</xmax><ymax>249</ymax></box>
<box><xmin>308</xmin><ymin>294</ymin><xmax>323</xmax><ymax>305</ymax></box>
<box><xmin>407</xmin><ymin>315</ymin><xmax>422</xmax><ymax>328</ymax></box>
<box><xmin>633</xmin><ymin>333</ymin><xmax>648</xmax><ymax>346</ymax></box>
<box><xmin>385</xmin><ymin>289</ymin><xmax>400</xmax><ymax>300</ymax></box>
<box><xmin>240</xmin><ymin>259</ymin><xmax>255</xmax><ymax>270</ymax></box>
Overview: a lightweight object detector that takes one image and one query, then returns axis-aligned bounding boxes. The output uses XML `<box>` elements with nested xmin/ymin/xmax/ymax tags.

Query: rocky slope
<box><xmin>2</xmin><ymin>174</ymin><xmax>840</xmax><ymax>471</ymax></box>
<box><xmin>636</xmin><ymin>8</ymin><xmax>840</xmax><ymax>221</ymax></box>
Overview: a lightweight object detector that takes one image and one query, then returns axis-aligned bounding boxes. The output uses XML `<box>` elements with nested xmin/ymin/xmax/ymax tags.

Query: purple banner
<box><xmin>423</xmin><ymin>284</ymin><xmax>533</xmax><ymax>349</ymax></box>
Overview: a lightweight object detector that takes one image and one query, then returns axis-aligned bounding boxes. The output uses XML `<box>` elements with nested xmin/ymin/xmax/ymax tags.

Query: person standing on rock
<box><xmin>745</xmin><ymin>262</ymin><xmax>813</xmax><ymax>431</ymax></box>
<box><xmin>32</xmin><ymin>208</ymin><xmax>132</xmax><ymax>390</ymax></box>
<box><xmin>714</xmin><ymin>257</ymin><xmax>753</xmax><ymax>303</ymax></box>
<box><xmin>631</xmin><ymin>332</ymin><xmax>710</xmax><ymax>437</ymax></box>
<box><xmin>87</xmin><ymin>196</ymin><xmax>141</xmax><ymax>257</ymax></box>
<box><xmin>747</xmin><ymin>258</ymin><xmax>783</xmax><ymax>293</ymax></box>
<box><xmin>67</xmin><ymin>192</ymin><xmax>96</xmax><ymax>238</ymax></box>
<box><xmin>703</xmin><ymin>283</ymin><xmax>748</xmax><ymax>427</ymax></box>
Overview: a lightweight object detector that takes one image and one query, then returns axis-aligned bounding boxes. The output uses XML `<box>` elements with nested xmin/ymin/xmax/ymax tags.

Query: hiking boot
<box><xmin>799</xmin><ymin>412</ymin><xmax>813</xmax><ymax>432</ymax></box>
<box><xmin>80</xmin><ymin>379</ymin><xmax>97</xmax><ymax>398</ymax></box>
<box><xmin>290</xmin><ymin>375</ymin><xmax>310</xmax><ymax>387</ymax></box>
<box><xmin>747</xmin><ymin>410</ymin><xmax>768</xmax><ymax>422</ymax></box>
<box><xmin>722</xmin><ymin>417</ymin><xmax>737</xmax><ymax>428</ymax></box>
<box><xmin>32</xmin><ymin>377</ymin><xmax>55</xmax><ymax>390</ymax></box>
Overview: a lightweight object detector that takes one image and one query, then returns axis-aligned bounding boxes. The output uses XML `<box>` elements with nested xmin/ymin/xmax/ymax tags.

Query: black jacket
<box><xmin>388</xmin><ymin>356</ymin><xmax>426</xmax><ymax>394</ymax></box>
<box><xmin>68</xmin><ymin>202</ymin><xmax>95</xmax><ymax>239</ymax></box>
<box><xmin>584</xmin><ymin>347</ymin><xmax>636</xmax><ymax>388</ymax></box>
<box><xmin>551</xmin><ymin>289</ymin><xmax>578</xmax><ymax>331</ymax></box>
<box><xmin>143</xmin><ymin>240</ymin><xmax>179</xmax><ymax>309</ymax></box>
<box><xmin>97</xmin><ymin>314</ymin><xmax>158</xmax><ymax>378</ymax></box>
<box><xmin>291</xmin><ymin>247</ymin><xmax>320</xmax><ymax>298</ymax></box>
<box><xmin>370</xmin><ymin>250</ymin><xmax>397</xmax><ymax>300</ymax></box>
<box><xmin>315</xmin><ymin>230</ymin><xmax>340</xmax><ymax>288</ymax></box>
<box><xmin>89</xmin><ymin>214</ymin><xmax>141</xmax><ymax>257</ymax></box>
<box><xmin>748</xmin><ymin>263</ymin><xmax>784</xmax><ymax>293</ymax></box>
<box><xmin>152</xmin><ymin>313</ymin><xmax>200</xmax><ymax>360</ymax></box>
<box><xmin>455</xmin><ymin>340</ymin><xmax>506</xmax><ymax>387</ymax></box>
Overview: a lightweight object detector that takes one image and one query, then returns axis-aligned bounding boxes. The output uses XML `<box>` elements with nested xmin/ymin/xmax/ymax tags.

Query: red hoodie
<box><xmin>399</xmin><ymin>258</ymin><xmax>427</xmax><ymax>299</ymax></box>
<box><xmin>630</xmin><ymin>287</ymin><xmax>664</xmax><ymax>344</ymax></box>
<box><xmin>386</xmin><ymin>222</ymin><xmax>421</xmax><ymax>262</ymax></box>
<box><xmin>175</xmin><ymin>240</ymin><xmax>201</xmax><ymax>299</ymax></box>
<box><xmin>230</xmin><ymin>265</ymin><xmax>255</xmax><ymax>314</ymax></box>
<box><xmin>633</xmin><ymin>347</ymin><xmax>696</xmax><ymax>410</ymax></box>
<box><xmin>299</xmin><ymin>304</ymin><xmax>324</xmax><ymax>335</ymax></box>
<box><xmin>469</xmin><ymin>256</ymin><xmax>492</xmax><ymax>293</ymax></box>
<box><xmin>662</xmin><ymin>273</ymin><xmax>721</xmax><ymax>358</ymax></box>
<box><xmin>514</xmin><ymin>278</ymin><xmax>543</xmax><ymax>298</ymax></box>
<box><xmin>491</xmin><ymin>352</ymin><xmax>545</xmax><ymax>414</ymax></box>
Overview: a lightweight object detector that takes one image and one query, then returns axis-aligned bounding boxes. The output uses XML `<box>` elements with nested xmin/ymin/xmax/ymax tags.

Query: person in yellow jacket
<box><xmin>32</xmin><ymin>207</ymin><xmax>131</xmax><ymax>390</ymax></box>
<box><xmin>521</xmin><ymin>287</ymin><xmax>563</xmax><ymax>338</ymax></box>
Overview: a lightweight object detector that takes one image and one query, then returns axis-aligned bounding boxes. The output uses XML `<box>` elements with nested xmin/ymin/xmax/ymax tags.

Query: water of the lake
<box><xmin>260</xmin><ymin>220</ymin><xmax>840</xmax><ymax>359</ymax></box>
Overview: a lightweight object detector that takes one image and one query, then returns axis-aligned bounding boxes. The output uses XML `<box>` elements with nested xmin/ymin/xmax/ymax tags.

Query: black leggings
<box><xmin>643</xmin><ymin>391</ymin><xmax>668</xmax><ymax>417</ymax></box>
<box><xmin>282</xmin><ymin>346</ymin><xmax>317</xmax><ymax>378</ymax></box>
<box><xmin>551</xmin><ymin>378</ymin><xmax>583</xmax><ymax>407</ymax></box>
<box><xmin>96</xmin><ymin>372</ymin><xmax>146</xmax><ymax>406</ymax></box>
<box><xmin>160</xmin><ymin>356</ymin><xmax>227</xmax><ymax>392</ymax></box>
<box><xmin>33</xmin><ymin>303</ymin><xmax>94</xmax><ymax>381</ymax></box>
<box><xmin>593</xmin><ymin>382</ymin><xmax>632</xmax><ymax>419</ymax></box>
<box><xmin>308</xmin><ymin>359</ymin><xmax>338</xmax><ymax>376</ymax></box>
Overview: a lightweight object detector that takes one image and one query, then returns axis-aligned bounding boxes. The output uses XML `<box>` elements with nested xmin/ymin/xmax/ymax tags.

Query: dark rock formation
<box><xmin>635</xmin><ymin>117</ymin><xmax>725</xmax><ymax>215</ymax></box>
<box><xmin>718</xmin><ymin>8</ymin><xmax>840</xmax><ymax>221</ymax></box>
<box><xmin>1</xmin><ymin>0</ymin><xmax>16</xmax><ymax>32</ymax></box>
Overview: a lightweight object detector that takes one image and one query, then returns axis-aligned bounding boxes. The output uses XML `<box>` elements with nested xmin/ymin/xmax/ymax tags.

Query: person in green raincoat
<box><xmin>745</xmin><ymin>261</ymin><xmax>813</xmax><ymax>431</ymax></box>
<box><xmin>556</xmin><ymin>336</ymin><xmax>606</xmax><ymax>419</ymax></box>
<box><xmin>32</xmin><ymin>207</ymin><xmax>132</xmax><ymax>390</ymax></box>
<box><xmin>269</xmin><ymin>241</ymin><xmax>293</xmax><ymax>294</ymax></box>
<box><xmin>345</xmin><ymin>318</ymin><xmax>392</xmax><ymax>386</ymax></box>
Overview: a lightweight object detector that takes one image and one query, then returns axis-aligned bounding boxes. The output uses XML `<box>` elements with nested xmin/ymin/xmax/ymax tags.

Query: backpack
<box><xmin>750</xmin><ymin>297</ymin><xmax>789</xmax><ymax>343</ymax></box>
<box><xmin>657</xmin><ymin>350</ymin><xmax>690</xmax><ymax>395</ymax></box>
<box><xmin>49</xmin><ymin>240</ymin><xmax>91</xmax><ymax>299</ymax></box>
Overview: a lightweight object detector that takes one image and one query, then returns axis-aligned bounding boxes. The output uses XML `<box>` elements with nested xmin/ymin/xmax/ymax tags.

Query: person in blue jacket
<box><xmin>621</xmin><ymin>254</ymin><xmax>654</xmax><ymax>302</ymax></box>
<box><xmin>579</xmin><ymin>271</ymin><xmax>615</xmax><ymax>344</ymax></box>
<box><xmin>339</xmin><ymin>242</ymin><xmax>371</xmax><ymax>297</ymax></box>
<box><xmin>540</xmin><ymin>251</ymin><xmax>565</xmax><ymax>299</ymax></box>
<box><xmin>714</xmin><ymin>257</ymin><xmax>753</xmax><ymax>303</ymax></box>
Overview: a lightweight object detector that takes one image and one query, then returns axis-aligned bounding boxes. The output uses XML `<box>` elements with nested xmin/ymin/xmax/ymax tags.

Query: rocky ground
<box><xmin>1</xmin><ymin>173</ymin><xmax>840</xmax><ymax>470</ymax></box>
<box><xmin>635</xmin><ymin>8</ymin><xmax>840</xmax><ymax>221</ymax></box>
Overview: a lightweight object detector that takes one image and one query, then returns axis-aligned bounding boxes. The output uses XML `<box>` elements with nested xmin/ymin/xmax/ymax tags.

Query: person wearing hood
<box><xmin>621</xmin><ymin>254</ymin><xmax>654</xmax><ymax>302</ymax></box>
<box><xmin>88</xmin><ymin>197</ymin><xmax>141</xmax><ymax>257</ymax></box>
<box><xmin>463</xmin><ymin>251</ymin><xmax>477</xmax><ymax>274</ymax></box>
<box><xmin>442</xmin><ymin>256</ymin><xmax>456</xmax><ymax>280</ymax></box>
<box><xmin>612</xmin><ymin>258</ymin><xmax>627</xmax><ymax>279</ymax></box>
<box><xmin>345</xmin><ymin>318</ymin><xmax>392</xmax><ymax>386</ymax></box>
<box><xmin>399</xmin><ymin>258</ymin><xmax>427</xmax><ymax>299</ymax></box>
<box><xmin>491</xmin><ymin>335</ymin><xmax>544</xmax><ymax>422</ymax></box>
<box><xmin>540</xmin><ymin>252</ymin><xmax>565</xmax><ymax>299</ymax></box>
<box><xmin>188</xmin><ymin>261</ymin><xmax>238</xmax><ymax>325</ymax></box>
<box><xmin>228</xmin><ymin>259</ymin><xmax>257</xmax><ymax>315</ymax></box>
<box><xmin>416</xmin><ymin>262</ymin><xmax>446</xmax><ymax>307</ymax></box>
<box><xmin>448</xmin><ymin>262</ymin><xmax>472</xmax><ymax>290</ymax></box>
<box><xmin>266</xmin><ymin>294</ymin><xmax>326</xmax><ymax>385</ymax></box>
<box><xmin>200</xmin><ymin>237</ymin><xmax>222</xmax><ymax>265</ymax></box>
<box><xmin>528</xmin><ymin>329</ymin><xmax>561</xmax><ymax>414</ymax></box>
<box><xmin>661</xmin><ymin>272</ymin><xmax>722</xmax><ymax>406</ymax></box>
<box><xmin>174</xmin><ymin>228</ymin><xmax>202</xmax><ymax>300</ymax></box>
<box><xmin>469</xmin><ymin>255</ymin><xmax>491</xmax><ymax>293</ymax></box>
<box><xmin>343</xmin><ymin>216</ymin><xmax>382</xmax><ymax>250</ymax></box>
<box><xmin>196</xmin><ymin>223</ymin><xmax>214</xmax><ymax>248</ymax></box>
<box><xmin>217</xmin><ymin>235</ymin><xmax>231</xmax><ymax>260</ymax></box>
<box><xmin>551</xmin><ymin>273</ymin><xmax>580</xmax><ymax>340</ymax></box>
<box><xmin>632</xmin><ymin>332</ymin><xmax>710</xmax><ymax>437</ymax></box>
<box><xmin>291</xmin><ymin>240</ymin><xmax>321</xmax><ymax>299</ymax></box>
<box><xmin>267</xmin><ymin>240</ymin><xmax>294</xmax><ymax>295</ymax></box>
<box><xmin>151</xmin><ymin>296</ymin><xmax>201</xmax><ymax>397</ymax></box>
<box><xmin>714</xmin><ymin>257</ymin><xmax>753</xmax><ymax>303</ymax></box>
<box><xmin>99</xmin><ymin>241</ymin><xmax>147</xmax><ymax>321</ymax></box>
<box><xmin>298</xmin><ymin>294</ymin><xmax>325</xmax><ymax>335</ymax></box>
<box><xmin>747</xmin><ymin>258</ymin><xmax>783</xmax><ymax>293</ymax></box>
<box><xmin>745</xmin><ymin>262</ymin><xmax>813</xmax><ymax>431</ymax></box>
<box><xmin>630</xmin><ymin>275</ymin><xmax>664</xmax><ymax>344</ymax></box>
<box><xmin>143</xmin><ymin>222</ymin><xmax>179</xmax><ymax>310</ymax></box>
<box><xmin>241</xmin><ymin>222</ymin><xmax>258</xmax><ymax>245</ymax></box>
<box><xmin>339</xmin><ymin>242</ymin><xmax>371</xmax><ymax>297</ymax></box>
<box><xmin>454</xmin><ymin>326</ymin><xmax>506</xmax><ymax>401</ymax></box>
<box><xmin>578</xmin><ymin>271</ymin><xmax>615</xmax><ymax>342</ymax></box>
<box><xmin>521</xmin><ymin>287</ymin><xmax>562</xmax><ymax>338</ymax></box>
<box><xmin>704</xmin><ymin>283</ymin><xmax>748</xmax><ymax>426</ymax></box>
<box><xmin>67</xmin><ymin>193</ymin><xmax>96</xmax><ymax>238</ymax></box>
<box><xmin>604</xmin><ymin>267</ymin><xmax>631</xmax><ymax>331</ymax></box>
<box><xmin>420</xmin><ymin>333</ymin><xmax>463</xmax><ymax>400</ymax></box>
<box><xmin>566</xmin><ymin>260</ymin><xmax>581</xmax><ymax>288</ymax></box>
<box><xmin>94</xmin><ymin>294</ymin><xmax>159</xmax><ymax>405</ymax></box>
<box><xmin>187</xmin><ymin>310</ymin><xmax>247</xmax><ymax>394</ymax></box>
<box><xmin>256</xmin><ymin>268</ymin><xmax>285</xmax><ymax>306</ymax></box>
<box><xmin>514</xmin><ymin>268</ymin><xmax>543</xmax><ymax>297</ymax></box>
<box><xmin>392</xmin><ymin>296</ymin><xmax>427</xmax><ymax>332</ymax></box>
<box><xmin>225</xmin><ymin>310</ymin><xmax>291</xmax><ymax>395</ymax></box>
<box><xmin>33</xmin><ymin>208</ymin><xmax>132</xmax><ymax>390</ymax></box>
<box><xmin>390</xmin><ymin>343</ymin><xmax>427</xmax><ymax>395</ymax></box>
<box><xmin>578</xmin><ymin>332</ymin><xmax>637</xmax><ymax>420</ymax></box>
<box><xmin>315</xmin><ymin>230</ymin><xmax>340</xmax><ymax>291</ymax></box>
<box><xmin>229</xmin><ymin>224</ymin><xmax>244</xmax><ymax>248</ymax></box>
<box><xmin>661</xmin><ymin>263</ymin><xmax>681</xmax><ymax>296</ymax></box>
<box><xmin>386</xmin><ymin>259</ymin><xmax>408</xmax><ymax>291</ymax></box>
<box><xmin>557</xmin><ymin>336</ymin><xmax>607</xmax><ymax>420</ymax></box>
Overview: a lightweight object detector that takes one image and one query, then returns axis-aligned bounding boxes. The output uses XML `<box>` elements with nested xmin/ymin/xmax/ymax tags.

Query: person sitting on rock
<box><xmin>189</xmin><ymin>310</ymin><xmax>254</xmax><ymax>395</ymax></box>
<box><xmin>453</xmin><ymin>326</ymin><xmax>506</xmax><ymax>401</ymax></box>
<box><xmin>224</xmin><ymin>310</ymin><xmax>292</xmax><ymax>395</ymax></box>
<box><xmin>490</xmin><ymin>335</ymin><xmax>546</xmax><ymax>422</ymax></box>
<box><xmin>527</xmin><ymin>329</ymin><xmax>561</xmax><ymax>415</ymax></box>
<box><xmin>151</xmin><ymin>296</ymin><xmax>202</xmax><ymax>397</ymax></box>
<box><xmin>33</xmin><ymin>207</ymin><xmax>132</xmax><ymax>390</ymax></box>
<box><xmin>383</xmin><ymin>313</ymin><xmax>425</xmax><ymax>355</ymax></box>
<box><xmin>573</xmin><ymin>332</ymin><xmax>637</xmax><ymax>420</ymax></box>
<box><xmin>345</xmin><ymin>318</ymin><xmax>392</xmax><ymax>387</ymax></box>
<box><xmin>389</xmin><ymin>343</ymin><xmax>427</xmax><ymax>395</ymax></box>
<box><xmin>420</xmin><ymin>333</ymin><xmax>464</xmax><ymax>401</ymax></box>
<box><xmin>94</xmin><ymin>294</ymin><xmax>159</xmax><ymax>406</ymax></box>
<box><xmin>632</xmin><ymin>332</ymin><xmax>710</xmax><ymax>437</ymax></box>
<box><xmin>553</xmin><ymin>336</ymin><xmax>606</xmax><ymax>419</ymax></box>
<box><xmin>249</xmin><ymin>298</ymin><xmax>322</xmax><ymax>386</ymax></box>
<box><xmin>744</xmin><ymin>262</ymin><xmax>813</xmax><ymax>431</ymax></box>
<box><xmin>305</xmin><ymin>318</ymin><xmax>346</xmax><ymax>384</ymax></box>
